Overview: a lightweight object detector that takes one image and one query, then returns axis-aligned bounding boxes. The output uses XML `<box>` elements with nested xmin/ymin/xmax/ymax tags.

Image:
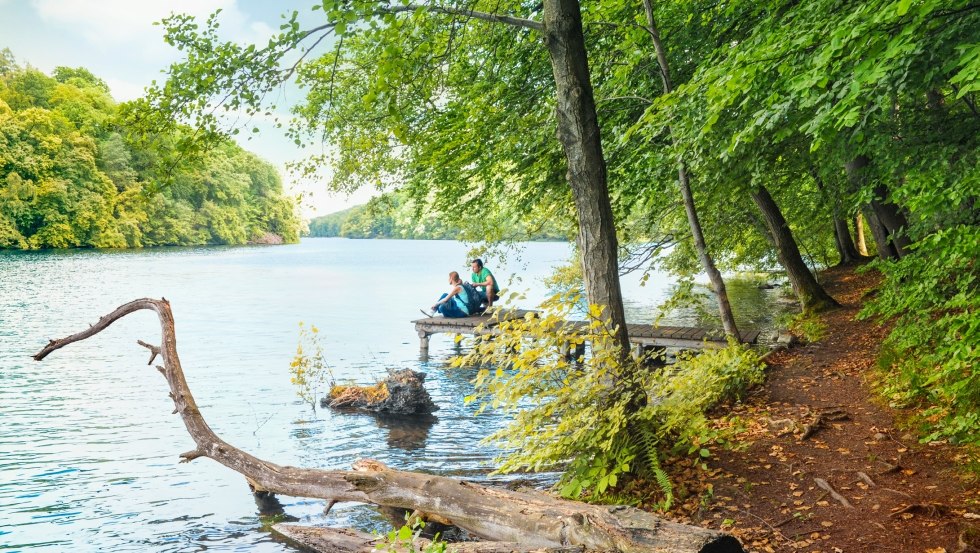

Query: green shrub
<box><xmin>456</xmin><ymin>291</ymin><xmax>765</xmax><ymax>507</ymax></box>
<box><xmin>859</xmin><ymin>224</ymin><xmax>980</xmax><ymax>446</ymax></box>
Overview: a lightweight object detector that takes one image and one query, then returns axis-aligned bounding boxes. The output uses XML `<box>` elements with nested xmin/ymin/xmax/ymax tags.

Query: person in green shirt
<box><xmin>470</xmin><ymin>258</ymin><xmax>500</xmax><ymax>309</ymax></box>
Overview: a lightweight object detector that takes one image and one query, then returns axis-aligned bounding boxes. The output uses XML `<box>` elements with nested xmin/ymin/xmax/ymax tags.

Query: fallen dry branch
<box><xmin>889</xmin><ymin>503</ymin><xmax>951</xmax><ymax>519</ymax></box>
<box><xmin>813</xmin><ymin>477</ymin><xmax>854</xmax><ymax>509</ymax></box>
<box><xmin>800</xmin><ymin>408</ymin><xmax>849</xmax><ymax>440</ymax></box>
<box><xmin>34</xmin><ymin>298</ymin><xmax>743</xmax><ymax>553</ymax></box>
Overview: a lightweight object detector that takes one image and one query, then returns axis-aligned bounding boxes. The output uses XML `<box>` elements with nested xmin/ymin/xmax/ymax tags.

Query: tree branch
<box><xmin>384</xmin><ymin>4</ymin><xmax>544</xmax><ymax>32</ymax></box>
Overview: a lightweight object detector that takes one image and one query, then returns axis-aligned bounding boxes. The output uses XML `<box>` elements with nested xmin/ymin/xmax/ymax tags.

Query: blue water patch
<box><xmin>32</xmin><ymin>467</ymin><xmax>79</xmax><ymax>478</ymax></box>
<box><xmin>30</xmin><ymin>511</ymin><xmax>80</xmax><ymax>520</ymax></box>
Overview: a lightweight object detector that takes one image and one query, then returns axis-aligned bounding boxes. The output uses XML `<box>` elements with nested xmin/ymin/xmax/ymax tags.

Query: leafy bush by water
<box><xmin>456</xmin><ymin>292</ymin><xmax>765</xmax><ymax>506</ymax></box>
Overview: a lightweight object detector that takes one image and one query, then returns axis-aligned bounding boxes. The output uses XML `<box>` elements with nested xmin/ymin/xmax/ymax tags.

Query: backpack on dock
<box><xmin>459</xmin><ymin>281</ymin><xmax>483</xmax><ymax>314</ymax></box>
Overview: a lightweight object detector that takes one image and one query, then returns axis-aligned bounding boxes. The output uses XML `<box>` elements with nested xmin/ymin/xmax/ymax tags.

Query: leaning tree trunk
<box><xmin>862</xmin><ymin>207</ymin><xmax>898</xmax><ymax>260</ymax></box>
<box><xmin>641</xmin><ymin>0</ymin><xmax>739</xmax><ymax>337</ymax></box>
<box><xmin>809</xmin><ymin>168</ymin><xmax>861</xmax><ymax>264</ymax></box>
<box><xmin>750</xmin><ymin>185</ymin><xmax>840</xmax><ymax>313</ymax></box>
<box><xmin>855</xmin><ymin>214</ymin><xmax>869</xmax><ymax>256</ymax></box>
<box><xmin>33</xmin><ymin>299</ymin><xmax>742</xmax><ymax>553</ymax></box>
<box><xmin>542</xmin><ymin>0</ymin><xmax>630</xmax><ymax>353</ymax></box>
<box><xmin>845</xmin><ymin>155</ymin><xmax>907</xmax><ymax>260</ymax></box>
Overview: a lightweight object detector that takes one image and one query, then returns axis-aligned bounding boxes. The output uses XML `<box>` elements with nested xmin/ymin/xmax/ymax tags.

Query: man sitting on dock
<box><xmin>470</xmin><ymin>259</ymin><xmax>500</xmax><ymax>310</ymax></box>
<box><xmin>429</xmin><ymin>271</ymin><xmax>476</xmax><ymax>318</ymax></box>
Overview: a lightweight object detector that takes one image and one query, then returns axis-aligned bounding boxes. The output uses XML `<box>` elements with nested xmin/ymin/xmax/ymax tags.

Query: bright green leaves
<box><xmin>949</xmin><ymin>42</ymin><xmax>980</xmax><ymax>97</ymax></box>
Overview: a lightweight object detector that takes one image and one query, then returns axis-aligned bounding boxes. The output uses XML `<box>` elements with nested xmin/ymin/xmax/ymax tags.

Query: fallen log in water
<box><xmin>33</xmin><ymin>298</ymin><xmax>744</xmax><ymax>553</ymax></box>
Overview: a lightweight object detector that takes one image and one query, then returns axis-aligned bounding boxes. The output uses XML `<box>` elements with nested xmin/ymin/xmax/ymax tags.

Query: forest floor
<box><xmin>665</xmin><ymin>263</ymin><xmax>980</xmax><ymax>553</ymax></box>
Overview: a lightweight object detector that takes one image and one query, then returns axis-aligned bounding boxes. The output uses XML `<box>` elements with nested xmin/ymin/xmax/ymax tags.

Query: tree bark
<box><xmin>750</xmin><ymin>185</ymin><xmax>839</xmax><ymax>312</ymax></box>
<box><xmin>542</xmin><ymin>0</ymin><xmax>630</xmax><ymax>352</ymax></box>
<box><xmin>855</xmin><ymin>213</ymin><xmax>869</xmax><ymax>256</ymax></box>
<box><xmin>33</xmin><ymin>299</ymin><xmax>743</xmax><ymax>553</ymax></box>
<box><xmin>862</xmin><ymin>207</ymin><xmax>898</xmax><ymax>260</ymax></box>
<box><xmin>273</xmin><ymin>524</ymin><xmax>587</xmax><ymax>553</ymax></box>
<box><xmin>869</xmin><ymin>184</ymin><xmax>912</xmax><ymax>257</ymax></box>
<box><xmin>810</xmin><ymin>168</ymin><xmax>861</xmax><ymax>265</ymax></box>
<box><xmin>641</xmin><ymin>0</ymin><xmax>739</xmax><ymax>336</ymax></box>
<box><xmin>844</xmin><ymin>155</ymin><xmax>909</xmax><ymax>259</ymax></box>
<box><xmin>831</xmin><ymin>215</ymin><xmax>861</xmax><ymax>264</ymax></box>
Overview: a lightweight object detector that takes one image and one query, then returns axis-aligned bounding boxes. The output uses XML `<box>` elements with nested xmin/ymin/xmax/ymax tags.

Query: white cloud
<box><xmin>103</xmin><ymin>77</ymin><xmax>148</xmax><ymax>102</ymax></box>
<box><xmin>29</xmin><ymin>0</ymin><xmax>267</xmax><ymax>59</ymax></box>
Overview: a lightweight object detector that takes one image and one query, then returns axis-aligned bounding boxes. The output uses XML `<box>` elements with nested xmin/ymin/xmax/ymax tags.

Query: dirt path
<box><xmin>669</xmin><ymin>265</ymin><xmax>979</xmax><ymax>553</ymax></box>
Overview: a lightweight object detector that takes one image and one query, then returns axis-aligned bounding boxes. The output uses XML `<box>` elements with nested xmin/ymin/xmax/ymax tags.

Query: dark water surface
<box><xmin>0</xmin><ymin>239</ymin><xmax>788</xmax><ymax>552</ymax></box>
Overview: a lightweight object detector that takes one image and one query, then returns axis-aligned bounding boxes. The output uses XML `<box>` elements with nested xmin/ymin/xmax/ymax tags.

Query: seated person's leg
<box><xmin>434</xmin><ymin>293</ymin><xmax>450</xmax><ymax>315</ymax></box>
<box><xmin>442</xmin><ymin>300</ymin><xmax>466</xmax><ymax>318</ymax></box>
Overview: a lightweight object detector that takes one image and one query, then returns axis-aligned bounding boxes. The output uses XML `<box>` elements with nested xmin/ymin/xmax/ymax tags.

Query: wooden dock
<box><xmin>412</xmin><ymin>309</ymin><xmax>762</xmax><ymax>355</ymax></box>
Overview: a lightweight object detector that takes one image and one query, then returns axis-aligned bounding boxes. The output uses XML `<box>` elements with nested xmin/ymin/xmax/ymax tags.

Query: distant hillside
<box><xmin>0</xmin><ymin>49</ymin><xmax>300</xmax><ymax>249</ymax></box>
<box><xmin>306</xmin><ymin>193</ymin><xmax>568</xmax><ymax>241</ymax></box>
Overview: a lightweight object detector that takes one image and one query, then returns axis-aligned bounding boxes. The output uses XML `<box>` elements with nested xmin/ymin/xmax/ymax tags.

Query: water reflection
<box><xmin>374</xmin><ymin>415</ymin><xmax>436</xmax><ymax>451</ymax></box>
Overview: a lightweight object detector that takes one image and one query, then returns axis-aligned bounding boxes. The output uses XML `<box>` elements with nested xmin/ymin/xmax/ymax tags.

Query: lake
<box><xmin>0</xmin><ymin>238</ymin><xmax>788</xmax><ymax>552</ymax></box>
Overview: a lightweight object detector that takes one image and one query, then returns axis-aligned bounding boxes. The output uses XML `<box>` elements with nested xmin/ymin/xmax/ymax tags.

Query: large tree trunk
<box><xmin>810</xmin><ymin>168</ymin><xmax>861</xmax><ymax>264</ymax></box>
<box><xmin>862</xmin><ymin>207</ymin><xmax>898</xmax><ymax>260</ymax></box>
<box><xmin>855</xmin><ymin>213</ymin><xmax>869</xmax><ymax>256</ymax></box>
<box><xmin>542</xmin><ymin>0</ymin><xmax>630</xmax><ymax>352</ymax></box>
<box><xmin>33</xmin><ymin>299</ymin><xmax>742</xmax><ymax>553</ymax></box>
<box><xmin>844</xmin><ymin>155</ymin><xmax>908</xmax><ymax>259</ymax></box>
<box><xmin>750</xmin><ymin>185</ymin><xmax>840</xmax><ymax>312</ymax></box>
<box><xmin>869</xmin><ymin>184</ymin><xmax>912</xmax><ymax>257</ymax></box>
<box><xmin>641</xmin><ymin>0</ymin><xmax>739</xmax><ymax>337</ymax></box>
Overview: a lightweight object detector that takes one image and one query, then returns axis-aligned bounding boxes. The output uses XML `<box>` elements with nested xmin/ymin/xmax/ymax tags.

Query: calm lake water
<box><xmin>0</xmin><ymin>238</ymin><xmax>789</xmax><ymax>552</ymax></box>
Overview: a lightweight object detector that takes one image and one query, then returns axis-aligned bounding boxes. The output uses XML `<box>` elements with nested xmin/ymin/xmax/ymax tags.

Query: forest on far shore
<box><xmin>0</xmin><ymin>49</ymin><xmax>301</xmax><ymax>250</ymax></box>
<box><xmin>306</xmin><ymin>190</ymin><xmax>568</xmax><ymax>240</ymax></box>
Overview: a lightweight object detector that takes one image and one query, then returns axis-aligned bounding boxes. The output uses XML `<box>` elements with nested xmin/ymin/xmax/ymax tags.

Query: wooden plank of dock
<box><xmin>412</xmin><ymin>310</ymin><xmax>762</xmax><ymax>354</ymax></box>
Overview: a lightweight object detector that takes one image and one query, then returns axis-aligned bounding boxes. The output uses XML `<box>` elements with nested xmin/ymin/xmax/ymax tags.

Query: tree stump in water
<box><xmin>323</xmin><ymin>369</ymin><xmax>439</xmax><ymax>416</ymax></box>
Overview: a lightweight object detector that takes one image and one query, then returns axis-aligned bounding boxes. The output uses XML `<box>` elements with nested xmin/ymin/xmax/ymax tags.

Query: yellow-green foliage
<box><xmin>289</xmin><ymin>322</ymin><xmax>332</xmax><ymax>411</ymax></box>
<box><xmin>787</xmin><ymin>312</ymin><xmax>827</xmax><ymax>343</ymax></box>
<box><xmin>328</xmin><ymin>382</ymin><xmax>389</xmax><ymax>405</ymax></box>
<box><xmin>456</xmin><ymin>291</ymin><xmax>765</xmax><ymax>505</ymax></box>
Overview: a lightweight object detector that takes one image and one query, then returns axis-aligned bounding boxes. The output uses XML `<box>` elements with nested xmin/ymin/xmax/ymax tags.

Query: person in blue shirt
<box><xmin>430</xmin><ymin>271</ymin><xmax>473</xmax><ymax>318</ymax></box>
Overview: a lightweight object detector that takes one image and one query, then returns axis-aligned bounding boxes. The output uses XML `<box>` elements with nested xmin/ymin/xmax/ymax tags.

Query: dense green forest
<box><xmin>129</xmin><ymin>0</ymin><xmax>978</xmax><ymax>500</ymax></box>
<box><xmin>307</xmin><ymin>190</ymin><xmax>568</xmax><ymax>240</ymax></box>
<box><xmin>0</xmin><ymin>49</ymin><xmax>300</xmax><ymax>250</ymax></box>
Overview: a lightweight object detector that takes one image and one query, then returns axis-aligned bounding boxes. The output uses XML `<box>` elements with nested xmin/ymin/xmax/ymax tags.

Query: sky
<box><xmin>0</xmin><ymin>0</ymin><xmax>375</xmax><ymax>218</ymax></box>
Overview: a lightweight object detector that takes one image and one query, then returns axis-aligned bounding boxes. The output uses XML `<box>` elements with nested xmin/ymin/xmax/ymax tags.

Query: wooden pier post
<box><xmin>418</xmin><ymin>330</ymin><xmax>430</xmax><ymax>355</ymax></box>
